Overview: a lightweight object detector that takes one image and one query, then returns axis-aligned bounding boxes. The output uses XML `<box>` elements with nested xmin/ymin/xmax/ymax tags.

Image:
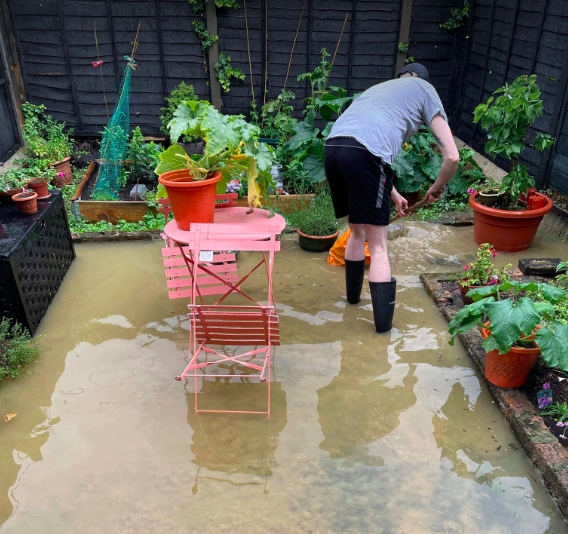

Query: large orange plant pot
<box><xmin>158</xmin><ymin>170</ymin><xmax>221</xmax><ymax>230</ymax></box>
<box><xmin>481</xmin><ymin>325</ymin><xmax>540</xmax><ymax>388</ymax></box>
<box><xmin>469</xmin><ymin>192</ymin><xmax>553</xmax><ymax>252</ymax></box>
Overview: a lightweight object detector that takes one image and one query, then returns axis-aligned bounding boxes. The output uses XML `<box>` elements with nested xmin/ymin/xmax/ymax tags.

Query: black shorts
<box><xmin>324</xmin><ymin>137</ymin><xmax>393</xmax><ymax>226</ymax></box>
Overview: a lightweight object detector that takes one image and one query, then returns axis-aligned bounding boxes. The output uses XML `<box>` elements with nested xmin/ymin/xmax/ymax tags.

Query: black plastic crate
<box><xmin>0</xmin><ymin>191</ymin><xmax>75</xmax><ymax>335</ymax></box>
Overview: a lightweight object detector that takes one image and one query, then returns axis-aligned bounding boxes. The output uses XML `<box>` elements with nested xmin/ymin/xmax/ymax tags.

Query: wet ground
<box><xmin>1</xmin><ymin>222</ymin><xmax>567</xmax><ymax>533</ymax></box>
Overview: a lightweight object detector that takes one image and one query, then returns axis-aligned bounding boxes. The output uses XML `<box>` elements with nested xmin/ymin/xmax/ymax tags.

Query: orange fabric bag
<box><xmin>326</xmin><ymin>229</ymin><xmax>371</xmax><ymax>266</ymax></box>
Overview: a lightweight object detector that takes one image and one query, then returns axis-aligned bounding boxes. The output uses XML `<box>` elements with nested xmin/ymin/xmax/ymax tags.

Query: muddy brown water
<box><xmin>1</xmin><ymin>223</ymin><xmax>568</xmax><ymax>533</ymax></box>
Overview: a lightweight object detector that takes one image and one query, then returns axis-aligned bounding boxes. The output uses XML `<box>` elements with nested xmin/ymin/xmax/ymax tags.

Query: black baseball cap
<box><xmin>397</xmin><ymin>63</ymin><xmax>430</xmax><ymax>82</ymax></box>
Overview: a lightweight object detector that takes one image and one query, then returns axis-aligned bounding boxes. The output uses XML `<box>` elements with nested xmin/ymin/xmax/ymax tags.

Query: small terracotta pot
<box><xmin>12</xmin><ymin>191</ymin><xmax>39</xmax><ymax>215</ymax></box>
<box><xmin>527</xmin><ymin>193</ymin><xmax>546</xmax><ymax>210</ymax></box>
<box><xmin>0</xmin><ymin>187</ymin><xmax>24</xmax><ymax>203</ymax></box>
<box><xmin>481</xmin><ymin>323</ymin><xmax>540</xmax><ymax>388</ymax></box>
<box><xmin>459</xmin><ymin>280</ymin><xmax>499</xmax><ymax>306</ymax></box>
<box><xmin>297</xmin><ymin>229</ymin><xmax>339</xmax><ymax>252</ymax></box>
<box><xmin>469</xmin><ymin>192</ymin><xmax>553</xmax><ymax>252</ymax></box>
<box><xmin>27</xmin><ymin>179</ymin><xmax>49</xmax><ymax>199</ymax></box>
<box><xmin>50</xmin><ymin>157</ymin><xmax>73</xmax><ymax>187</ymax></box>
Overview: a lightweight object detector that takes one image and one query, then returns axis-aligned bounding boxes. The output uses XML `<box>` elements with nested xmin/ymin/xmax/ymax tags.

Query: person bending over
<box><xmin>324</xmin><ymin>63</ymin><xmax>459</xmax><ymax>333</ymax></box>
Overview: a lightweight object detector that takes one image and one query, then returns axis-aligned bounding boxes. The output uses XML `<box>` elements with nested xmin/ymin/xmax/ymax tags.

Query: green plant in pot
<box><xmin>0</xmin><ymin>168</ymin><xmax>28</xmax><ymax>201</ymax></box>
<box><xmin>471</xmin><ymin>75</ymin><xmax>555</xmax><ymax>251</ymax></box>
<box><xmin>448</xmin><ymin>280</ymin><xmax>568</xmax><ymax>388</ymax></box>
<box><xmin>160</xmin><ymin>82</ymin><xmax>203</xmax><ymax>154</ymax></box>
<box><xmin>453</xmin><ymin>243</ymin><xmax>511</xmax><ymax>305</ymax></box>
<box><xmin>155</xmin><ymin>99</ymin><xmax>276</xmax><ymax>230</ymax></box>
<box><xmin>294</xmin><ymin>189</ymin><xmax>340</xmax><ymax>252</ymax></box>
<box><xmin>122</xmin><ymin>127</ymin><xmax>162</xmax><ymax>185</ymax></box>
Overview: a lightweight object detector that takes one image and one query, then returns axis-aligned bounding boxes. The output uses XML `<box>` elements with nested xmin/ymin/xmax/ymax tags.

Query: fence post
<box><xmin>395</xmin><ymin>0</ymin><xmax>413</xmax><ymax>75</ymax></box>
<box><xmin>206</xmin><ymin>1</ymin><xmax>222</xmax><ymax>111</ymax></box>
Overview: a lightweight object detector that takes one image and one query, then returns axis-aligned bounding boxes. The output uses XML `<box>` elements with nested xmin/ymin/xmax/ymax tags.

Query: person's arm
<box><xmin>425</xmin><ymin>114</ymin><xmax>460</xmax><ymax>203</ymax></box>
<box><xmin>391</xmin><ymin>186</ymin><xmax>408</xmax><ymax>217</ymax></box>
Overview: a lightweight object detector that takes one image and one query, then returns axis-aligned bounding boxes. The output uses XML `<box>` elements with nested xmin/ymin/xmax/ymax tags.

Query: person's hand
<box><xmin>425</xmin><ymin>184</ymin><xmax>445</xmax><ymax>203</ymax></box>
<box><xmin>392</xmin><ymin>192</ymin><xmax>409</xmax><ymax>217</ymax></box>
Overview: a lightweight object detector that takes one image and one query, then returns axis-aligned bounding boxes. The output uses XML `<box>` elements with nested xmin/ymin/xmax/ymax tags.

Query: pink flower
<box><xmin>467</xmin><ymin>188</ymin><xmax>476</xmax><ymax>194</ymax></box>
<box><xmin>58</xmin><ymin>172</ymin><xmax>65</xmax><ymax>178</ymax></box>
<box><xmin>543</xmin><ymin>383</ymin><xmax>550</xmax><ymax>389</ymax></box>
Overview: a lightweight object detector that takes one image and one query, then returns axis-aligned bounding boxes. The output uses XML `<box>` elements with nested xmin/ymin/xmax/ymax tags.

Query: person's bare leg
<box><xmin>364</xmin><ymin>224</ymin><xmax>391</xmax><ymax>282</ymax></box>
<box><xmin>345</xmin><ymin>221</ymin><xmax>366</xmax><ymax>261</ymax></box>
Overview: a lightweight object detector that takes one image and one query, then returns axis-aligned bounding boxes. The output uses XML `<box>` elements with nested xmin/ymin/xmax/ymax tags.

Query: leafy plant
<box><xmin>440</xmin><ymin>1</ymin><xmax>470</xmax><ymax>31</ymax></box>
<box><xmin>448</xmin><ymin>281</ymin><xmax>568</xmax><ymax>371</ymax></box>
<box><xmin>0</xmin><ymin>168</ymin><xmax>28</xmax><ymax>192</ymax></box>
<box><xmin>191</xmin><ymin>20</ymin><xmax>218</xmax><ymax>55</ymax></box>
<box><xmin>215</xmin><ymin>51</ymin><xmax>245</xmax><ymax>92</ymax></box>
<box><xmin>90</xmin><ymin>191</ymin><xmax>118</xmax><ymax>201</ymax></box>
<box><xmin>405</xmin><ymin>56</ymin><xmax>415</xmax><ymax>65</ymax></box>
<box><xmin>293</xmin><ymin>188</ymin><xmax>339</xmax><ymax>237</ymax></box>
<box><xmin>455</xmin><ymin>243</ymin><xmax>511</xmax><ymax>288</ymax></box>
<box><xmin>0</xmin><ymin>318</ymin><xmax>41</xmax><ymax>380</ymax></box>
<box><xmin>123</xmin><ymin>127</ymin><xmax>162</xmax><ymax>183</ymax></box>
<box><xmin>67</xmin><ymin>211</ymin><xmax>166</xmax><ymax>233</ymax></box>
<box><xmin>540</xmin><ymin>402</ymin><xmax>568</xmax><ymax>422</ymax></box>
<box><xmin>257</xmin><ymin>89</ymin><xmax>297</xmax><ymax>140</ymax></box>
<box><xmin>158</xmin><ymin>99</ymin><xmax>275</xmax><ymax>207</ymax></box>
<box><xmin>44</xmin><ymin>115</ymin><xmax>74</xmax><ymax>162</ymax></box>
<box><xmin>160</xmin><ymin>82</ymin><xmax>200</xmax><ymax>143</ymax></box>
<box><xmin>473</xmin><ymin>75</ymin><xmax>554</xmax><ymax>206</ymax></box>
<box><xmin>398</xmin><ymin>42</ymin><xmax>409</xmax><ymax>53</ymax></box>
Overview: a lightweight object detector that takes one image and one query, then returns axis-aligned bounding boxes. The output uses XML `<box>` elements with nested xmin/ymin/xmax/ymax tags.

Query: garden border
<box><xmin>421</xmin><ymin>272</ymin><xmax>568</xmax><ymax>520</ymax></box>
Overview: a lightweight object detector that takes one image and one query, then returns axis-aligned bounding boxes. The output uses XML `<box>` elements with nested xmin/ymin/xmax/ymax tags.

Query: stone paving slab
<box><xmin>421</xmin><ymin>271</ymin><xmax>568</xmax><ymax>520</ymax></box>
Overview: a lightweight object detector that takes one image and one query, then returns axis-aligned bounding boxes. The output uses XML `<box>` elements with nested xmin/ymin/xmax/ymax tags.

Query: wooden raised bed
<box><xmin>70</xmin><ymin>161</ymin><xmax>158</xmax><ymax>223</ymax></box>
<box><xmin>72</xmin><ymin>162</ymin><xmax>314</xmax><ymax>222</ymax></box>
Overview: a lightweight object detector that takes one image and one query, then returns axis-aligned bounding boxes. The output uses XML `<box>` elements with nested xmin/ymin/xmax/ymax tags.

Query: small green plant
<box><xmin>398</xmin><ymin>42</ymin><xmax>409</xmax><ymax>53</ymax></box>
<box><xmin>440</xmin><ymin>1</ymin><xmax>470</xmax><ymax>31</ymax></box>
<box><xmin>0</xmin><ymin>168</ymin><xmax>29</xmax><ymax>192</ymax></box>
<box><xmin>454</xmin><ymin>243</ymin><xmax>511</xmax><ymax>288</ymax></box>
<box><xmin>293</xmin><ymin>188</ymin><xmax>339</xmax><ymax>237</ymax></box>
<box><xmin>160</xmin><ymin>82</ymin><xmax>200</xmax><ymax>142</ymax></box>
<box><xmin>473</xmin><ymin>75</ymin><xmax>554</xmax><ymax>206</ymax></box>
<box><xmin>405</xmin><ymin>56</ymin><xmax>415</xmax><ymax>65</ymax></box>
<box><xmin>191</xmin><ymin>20</ymin><xmax>218</xmax><ymax>55</ymax></box>
<box><xmin>0</xmin><ymin>318</ymin><xmax>41</xmax><ymax>380</ymax></box>
<box><xmin>67</xmin><ymin>211</ymin><xmax>166</xmax><ymax>233</ymax></box>
<box><xmin>257</xmin><ymin>89</ymin><xmax>297</xmax><ymax>140</ymax></box>
<box><xmin>44</xmin><ymin>115</ymin><xmax>74</xmax><ymax>162</ymax></box>
<box><xmin>90</xmin><ymin>191</ymin><xmax>118</xmax><ymax>201</ymax></box>
<box><xmin>540</xmin><ymin>402</ymin><xmax>568</xmax><ymax>422</ymax></box>
<box><xmin>215</xmin><ymin>52</ymin><xmax>245</xmax><ymax>92</ymax></box>
<box><xmin>448</xmin><ymin>281</ymin><xmax>568</xmax><ymax>370</ymax></box>
<box><xmin>123</xmin><ymin>127</ymin><xmax>162</xmax><ymax>183</ymax></box>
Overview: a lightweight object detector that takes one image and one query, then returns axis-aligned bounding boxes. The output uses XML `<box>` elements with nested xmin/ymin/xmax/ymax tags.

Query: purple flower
<box><xmin>543</xmin><ymin>383</ymin><xmax>550</xmax><ymax>390</ymax></box>
<box><xmin>467</xmin><ymin>188</ymin><xmax>476</xmax><ymax>194</ymax></box>
<box><xmin>58</xmin><ymin>172</ymin><xmax>65</xmax><ymax>178</ymax></box>
<box><xmin>557</xmin><ymin>422</ymin><xmax>568</xmax><ymax>428</ymax></box>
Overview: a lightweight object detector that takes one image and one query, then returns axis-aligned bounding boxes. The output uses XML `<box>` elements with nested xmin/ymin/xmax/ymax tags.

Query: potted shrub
<box><xmin>25</xmin><ymin>161</ymin><xmax>56</xmax><ymax>200</ymax></box>
<box><xmin>448</xmin><ymin>280</ymin><xmax>568</xmax><ymax>388</ymax></box>
<box><xmin>160</xmin><ymin>82</ymin><xmax>204</xmax><ymax>155</ymax></box>
<box><xmin>0</xmin><ymin>169</ymin><xmax>28</xmax><ymax>203</ymax></box>
<box><xmin>12</xmin><ymin>190</ymin><xmax>38</xmax><ymax>215</ymax></box>
<box><xmin>295</xmin><ymin>190</ymin><xmax>340</xmax><ymax>252</ymax></box>
<box><xmin>454</xmin><ymin>243</ymin><xmax>511</xmax><ymax>305</ymax></box>
<box><xmin>155</xmin><ymin>100</ymin><xmax>275</xmax><ymax>230</ymax></box>
<box><xmin>471</xmin><ymin>75</ymin><xmax>555</xmax><ymax>251</ymax></box>
<box><xmin>44</xmin><ymin>116</ymin><xmax>74</xmax><ymax>186</ymax></box>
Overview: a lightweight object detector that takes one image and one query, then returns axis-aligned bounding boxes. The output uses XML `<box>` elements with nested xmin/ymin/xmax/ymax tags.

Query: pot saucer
<box><xmin>37</xmin><ymin>193</ymin><xmax>52</xmax><ymax>201</ymax></box>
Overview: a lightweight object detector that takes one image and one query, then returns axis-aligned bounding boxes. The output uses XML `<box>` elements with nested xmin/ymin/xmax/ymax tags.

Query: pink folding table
<box><xmin>162</xmin><ymin>207</ymin><xmax>286</xmax><ymax>415</ymax></box>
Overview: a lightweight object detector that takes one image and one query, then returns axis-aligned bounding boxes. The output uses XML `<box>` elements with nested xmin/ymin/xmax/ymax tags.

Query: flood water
<box><xmin>1</xmin><ymin>222</ymin><xmax>567</xmax><ymax>533</ymax></box>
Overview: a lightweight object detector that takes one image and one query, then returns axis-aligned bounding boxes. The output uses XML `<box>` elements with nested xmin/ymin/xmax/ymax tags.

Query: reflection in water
<box><xmin>186</xmin><ymin>376</ymin><xmax>287</xmax><ymax>494</ymax></box>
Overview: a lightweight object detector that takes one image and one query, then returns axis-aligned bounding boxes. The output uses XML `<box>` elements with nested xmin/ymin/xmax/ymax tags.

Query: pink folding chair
<box><xmin>174</xmin><ymin>223</ymin><xmax>281</xmax><ymax>415</ymax></box>
<box><xmin>160</xmin><ymin>193</ymin><xmax>239</xmax><ymax>299</ymax></box>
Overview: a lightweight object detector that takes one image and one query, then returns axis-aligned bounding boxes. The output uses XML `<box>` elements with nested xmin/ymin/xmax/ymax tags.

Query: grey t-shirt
<box><xmin>327</xmin><ymin>77</ymin><xmax>448</xmax><ymax>164</ymax></box>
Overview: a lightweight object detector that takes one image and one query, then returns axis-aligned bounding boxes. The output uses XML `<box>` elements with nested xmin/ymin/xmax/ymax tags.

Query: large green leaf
<box><xmin>155</xmin><ymin>145</ymin><xmax>187</xmax><ymax>175</ymax></box>
<box><xmin>448</xmin><ymin>297</ymin><xmax>494</xmax><ymax>344</ymax></box>
<box><xmin>168</xmin><ymin>100</ymin><xmax>208</xmax><ymax>143</ymax></box>
<box><xmin>421</xmin><ymin>155</ymin><xmax>442</xmax><ymax>181</ymax></box>
<box><xmin>447</xmin><ymin>173</ymin><xmax>468</xmax><ymax>196</ymax></box>
<box><xmin>288</xmin><ymin>120</ymin><xmax>319</xmax><ymax>150</ymax></box>
<box><xmin>303</xmin><ymin>155</ymin><xmax>326</xmax><ymax>183</ymax></box>
<box><xmin>245</xmin><ymin>143</ymin><xmax>273</xmax><ymax>174</ymax></box>
<box><xmin>466</xmin><ymin>285</ymin><xmax>499</xmax><ymax>302</ymax></box>
<box><xmin>538</xmin><ymin>283</ymin><xmax>568</xmax><ymax>304</ymax></box>
<box><xmin>535</xmin><ymin>323</ymin><xmax>568</xmax><ymax>370</ymax></box>
<box><xmin>484</xmin><ymin>297</ymin><xmax>541</xmax><ymax>354</ymax></box>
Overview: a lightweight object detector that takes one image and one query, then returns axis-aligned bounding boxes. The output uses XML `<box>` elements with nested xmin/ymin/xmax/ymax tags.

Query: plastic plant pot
<box><xmin>469</xmin><ymin>192</ymin><xmax>553</xmax><ymax>252</ymax></box>
<box><xmin>478</xmin><ymin>188</ymin><xmax>505</xmax><ymax>207</ymax></box>
<box><xmin>297</xmin><ymin>230</ymin><xmax>339</xmax><ymax>252</ymax></box>
<box><xmin>12</xmin><ymin>191</ymin><xmax>39</xmax><ymax>215</ymax></box>
<box><xmin>527</xmin><ymin>193</ymin><xmax>547</xmax><ymax>210</ymax></box>
<box><xmin>481</xmin><ymin>323</ymin><xmax>540</xmax><ymax>388</ymax></box>
<box><xmin>158</xmin><ymin>169</ymin><xmax>221</xmax><ymax>231</ymax></box>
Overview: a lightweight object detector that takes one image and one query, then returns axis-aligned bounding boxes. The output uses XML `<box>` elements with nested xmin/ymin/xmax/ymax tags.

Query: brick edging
<box><xmin>421</xmin><ymin>273</ymin><xmax>568</xmax><ymax>520</ymax></box>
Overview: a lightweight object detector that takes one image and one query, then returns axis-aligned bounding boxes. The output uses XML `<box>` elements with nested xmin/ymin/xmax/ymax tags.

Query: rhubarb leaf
<box><xmin>535</xmin><ymin>323</ymin><xmax>568</xmax><ymax>370</ymax></box>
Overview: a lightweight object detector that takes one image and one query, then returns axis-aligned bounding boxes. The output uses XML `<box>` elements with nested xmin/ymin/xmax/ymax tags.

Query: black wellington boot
<box><xmin>345</xmin><ymin>259</ymin><xmax>366</xmax><ymax>304</ymax></box>
<box><xmin>369</xmin><ymin>278</ymin><xmax>397</xmax><ymax>334</ymax></box>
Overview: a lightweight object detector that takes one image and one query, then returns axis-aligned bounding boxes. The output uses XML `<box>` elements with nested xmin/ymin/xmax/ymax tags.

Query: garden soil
<box><xmin>1</xmin><ymin>223</ymin><xmax>568</xmax><ymax>533</ymax></box>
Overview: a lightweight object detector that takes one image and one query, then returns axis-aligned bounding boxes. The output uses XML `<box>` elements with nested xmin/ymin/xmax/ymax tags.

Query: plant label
<box><xmin>199</xmin><ymin>251</ymin><xmax>214</xmax><ymax>262</ymax></box>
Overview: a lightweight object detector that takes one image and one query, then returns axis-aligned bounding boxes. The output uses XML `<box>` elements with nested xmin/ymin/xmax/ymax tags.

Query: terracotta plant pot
<box><xmin>469</xmin><ymin>192</ymin><xmax>553</xmax><ymax>252</ymax></box>
<box><xmin>459</xmin><ymin>280</ymin><xmax>500</xmax><ymax>306</ymax></box>
<box><xmin>297</xmin><ymin>229</ymin><xmax>339</xmax><ymax>252</ymax></box>
<box><xmin>0</xmin><ymin>187</ymin><xmax>24</xmax><ymax>203</ymax></box>
<box><xmin>50</xmin><ymin>157</ymin><xmax>73</xmax><ymax>187</ymax></box>
<box><xmin>527</xmin><ymin>193</ymin><xmax>547</xmax><ymax>210</ymax></box>
<box><xmin>481</xmin><ymin>324</ymin><xmax>540</xmax><ymax>388</ymax></box>
<box><xmin>26</xmin><ymin>179</ymin><xmax>49</xmax><ymax>199</ymax></box>
<box><xmin>12</xmin><ymin>191</ymin><xmax>38</xmax><ymax>215</ymax></box>
<box><xmin>158</xmin><ymin>169</ymin><xmax>221</xmax><ymax>231</ymax></box>
<box><xmin>478</xmin><ymin>188</ymin><xmax>505</xmax><ymax>206</ymax></box>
